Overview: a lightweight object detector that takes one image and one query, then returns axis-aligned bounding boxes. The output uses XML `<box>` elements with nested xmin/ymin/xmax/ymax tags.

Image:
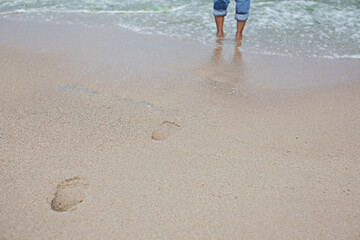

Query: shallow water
<box><xmin>1</xmin><ymin>0</ymin><xmax>359</xmax><ymax>59</ymax></box>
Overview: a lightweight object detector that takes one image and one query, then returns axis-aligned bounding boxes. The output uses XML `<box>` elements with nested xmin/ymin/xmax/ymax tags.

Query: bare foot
<box><xmin>235</xmin><ymin>33</ymin><xmax>243</xmax><ymax>41</ymax></box>
<box><xmin>216</xmin><ymin>32</ymin><xmax>224</xmax><ymax>38</ymax></box>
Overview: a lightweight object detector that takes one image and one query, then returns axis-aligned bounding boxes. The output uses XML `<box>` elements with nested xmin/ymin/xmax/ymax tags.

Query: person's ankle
<box><xmin>235</xmin><ymin>33</ymin><xmax>243</xmax><ymax>41</ymax></box>
<box><xmin>216</xmin><ymin>32</ymin><xmax>224</xmax><ymax>38</ymax></box>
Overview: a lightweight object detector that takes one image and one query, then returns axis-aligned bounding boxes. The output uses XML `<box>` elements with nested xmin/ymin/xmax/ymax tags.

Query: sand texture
<box><xmin>1</xmin><ymin>20</ymin><xmax>360</xmax><ymax>239</ymax></box>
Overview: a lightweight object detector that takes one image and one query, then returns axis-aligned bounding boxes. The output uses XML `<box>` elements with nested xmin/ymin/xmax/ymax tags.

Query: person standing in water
<box><xmin>213</xmin><ymin>0</ymin><xmax>250</xmax><ymax>41</ymax></box>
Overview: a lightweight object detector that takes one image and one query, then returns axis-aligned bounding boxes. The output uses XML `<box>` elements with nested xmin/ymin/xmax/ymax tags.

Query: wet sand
<box><xmin>1</xmin><ymin>19</ymin><xmax>360</xmax><ymax>239</ymax></box>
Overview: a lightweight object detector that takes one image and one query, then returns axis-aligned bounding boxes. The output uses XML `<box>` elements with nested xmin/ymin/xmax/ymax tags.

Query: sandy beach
<box><xmin>1</xmin><ymin>19</ymin><xmax>360</xmax><ymax>239</ymax></box>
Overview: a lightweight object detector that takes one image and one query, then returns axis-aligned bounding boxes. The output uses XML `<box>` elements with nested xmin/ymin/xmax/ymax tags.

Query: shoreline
<box><xmin>1</xmin><ymin>19</ymin><xmax>360</xmax><ymax>239</ymax></box>
<box><xmin>1</xmin><ymin>19</ymin><xmax>359</xmax><ymax>90</ymax></box>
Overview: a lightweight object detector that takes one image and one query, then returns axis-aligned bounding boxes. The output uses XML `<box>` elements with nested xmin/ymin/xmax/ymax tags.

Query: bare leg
<box><xmin>214</xmin><ymin>16</ymin><xmax>225</xmax><ymax>38</ymax></box>
<box><xmin>235</xmin><ymin>21</ymin><xmax>247</xmax><ymax>41</ymax></box>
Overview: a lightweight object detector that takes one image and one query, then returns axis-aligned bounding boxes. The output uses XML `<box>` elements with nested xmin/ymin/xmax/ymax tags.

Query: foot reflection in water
<box><xmin>211</xmin><ymin>39</ymin><xmax>243</xmax><ymax>65</ymax></box>
<box><xmin>232</xmin><ymin>40</ymin><xmax>243</xmax><ymax>64</ymax></box>
<box><xmin>211</xmin><ymin>38</ymin><xmax>225</xmax><ymax>64</ymax></box>
<box><xmin>197</xmin><ymin>39</ymin><xmax>246</xmax><ymax>89</ymax></box>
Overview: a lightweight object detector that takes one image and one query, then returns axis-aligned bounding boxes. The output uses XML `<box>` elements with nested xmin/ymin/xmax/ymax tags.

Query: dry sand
<box><xmin>1</xmin><ymin>20</ymin><xmax>360</xmax><ymax>239</ymax></box>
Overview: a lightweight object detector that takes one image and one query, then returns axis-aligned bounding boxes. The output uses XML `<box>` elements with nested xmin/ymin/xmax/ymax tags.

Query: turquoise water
<box><xmin>1</xmin><ymin>0</ymin><xmax>359</xmax><ymax>59</ymax></box>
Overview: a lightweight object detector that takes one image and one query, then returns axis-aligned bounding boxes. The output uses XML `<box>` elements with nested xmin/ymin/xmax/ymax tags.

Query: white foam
<box><xmin>0</xmin><ymin>5</ymin><xmax>185</xmax><ymax>15</ymax></box>
<box><xmin>323</xmin><ymin>54</ymin><xmax>360</xmax><ymax>60</ymax></box>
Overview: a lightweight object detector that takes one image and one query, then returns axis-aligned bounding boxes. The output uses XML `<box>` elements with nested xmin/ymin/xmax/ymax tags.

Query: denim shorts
<box><xmin>213</xmin><ymin>0</ymin><xmax>250</xmax><ymax>22</ymax></box>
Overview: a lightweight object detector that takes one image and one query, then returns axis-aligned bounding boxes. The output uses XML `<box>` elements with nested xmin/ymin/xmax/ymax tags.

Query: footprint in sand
<box><xmin>151</xmin><ymin>121</ymin><xmax>181</xmax><ymax>141</ymax></box>
<box><xmin>51</xmin><ymin>176</ymin><xmax>89</xmax><ymax>212</ymax></box>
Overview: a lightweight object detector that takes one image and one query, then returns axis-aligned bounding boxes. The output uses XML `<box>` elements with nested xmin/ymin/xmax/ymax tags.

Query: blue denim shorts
<box><xmin>213</xmin><ymin>0</ymin><xmax>250</xmax><ymax>22</ymax></box>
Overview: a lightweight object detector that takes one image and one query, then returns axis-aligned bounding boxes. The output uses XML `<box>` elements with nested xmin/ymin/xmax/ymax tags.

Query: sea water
<box><xmin>1</xmin><ymin>0</ymin><xmax>359</xmax><ymax>59</ymax></box>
